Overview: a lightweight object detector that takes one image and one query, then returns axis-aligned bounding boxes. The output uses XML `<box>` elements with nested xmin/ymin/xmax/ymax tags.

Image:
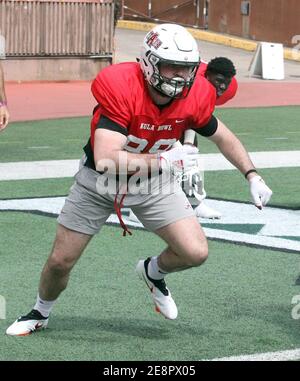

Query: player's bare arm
<box><xmin>208</xmin><ymin>118</ymin><xmax>272</xmax><ymax>208</ymax></box>
<box><xmin>94</xmin><ymin>128</ymin><xmax>159</xmax><ymax>174</ymax></box>
<box><xmin>0</xmin><ymin>62</ymin><xmax>9</xmax><ymax>131</ymax></box>
<box><xmin>94</xmin><ymin>127</ymin><xmax>200</xmax><ymax>176</ymax></box>
<box><xmin>208</xmin><ymin>118</ymin><xmax>257</xmax><ymax>177</ymax></box>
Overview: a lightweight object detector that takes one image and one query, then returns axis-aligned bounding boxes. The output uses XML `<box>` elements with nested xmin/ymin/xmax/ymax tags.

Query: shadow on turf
<box><xmin>41</xmin><ymin>314</ymin><xmax>208</xmax><ymax>341</ymax></box>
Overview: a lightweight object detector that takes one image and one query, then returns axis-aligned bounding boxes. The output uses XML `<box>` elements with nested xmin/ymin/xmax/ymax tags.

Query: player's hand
<box><xmin>249</xmin><ymin>175</ymin><xmax>272</xmax><ymax>209</ymax></box>
<box><xmin>158</xmin><ymin>145</ymin><xmax>200</xmax><ymax>174</ymax></box>
<box><xmin>182</xmin><ymin>166</ymin><xmax>206</xmax><ymax>201</ymax></box>
<box><xmin>0</xmin><ymin>104</ymin><xmax>9</xmax><ymax>132</ymax></box>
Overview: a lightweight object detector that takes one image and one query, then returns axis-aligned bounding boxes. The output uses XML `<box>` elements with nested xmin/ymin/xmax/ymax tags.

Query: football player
<box><xmin>128</xmin><ymin>56</ymin><xmax>237</xmax><ymax>222</ymax></box>
<box><xmin>6</xmin><ymin>24</ymin><xmax>272</xmax><ymax>335</ymax></box>
<box><xmin>181</xmin><ymin>56</ymin><xmax>238</xmax><ymax>219</ymax></box>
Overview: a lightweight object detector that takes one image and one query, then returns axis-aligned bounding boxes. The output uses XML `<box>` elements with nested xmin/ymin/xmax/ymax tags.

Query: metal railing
<box><xmin>120</xmin><ymin>0</ymin><xmax>206</xmax><ymax>29</ymax></box>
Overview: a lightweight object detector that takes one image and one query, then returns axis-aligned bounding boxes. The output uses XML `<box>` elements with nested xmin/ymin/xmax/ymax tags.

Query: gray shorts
<box><xmin>58</xmin><ymin>166</ymin><xmax>195</xmax><ymax>235</ymax></box>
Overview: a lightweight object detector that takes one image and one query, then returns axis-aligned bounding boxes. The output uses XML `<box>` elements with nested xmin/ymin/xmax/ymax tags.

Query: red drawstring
<box><xmin>113</xmin><ymin>185</ymin><xmax>132</xmax><ymax>237</ymax></box>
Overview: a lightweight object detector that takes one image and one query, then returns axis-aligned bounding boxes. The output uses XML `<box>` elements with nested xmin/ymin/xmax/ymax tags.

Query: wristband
<box><xmin>184</xmin><ymin>129</ymin><xmax>196</xmax><ymax>145</ymax></box>
<box><xmin>0</xmin><ymin>101</ymin><xmax>7</xmax><ymax>107</ymax></box>
<box><xmin>244</xmin><ymin>169</ymin><xmax>257</xmax><ymax>179</ymax></box>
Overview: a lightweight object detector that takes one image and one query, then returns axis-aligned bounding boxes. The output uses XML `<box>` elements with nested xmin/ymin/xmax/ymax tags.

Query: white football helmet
<box><xmin>140</xmin><ymin>24</ymin><xmax>200</xmax><ymax>98</ymax></box>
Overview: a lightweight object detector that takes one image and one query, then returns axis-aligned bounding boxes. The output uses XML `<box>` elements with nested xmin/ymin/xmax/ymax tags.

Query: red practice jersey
<box><xmin>197</xmin><ymin>61</ymin><xmax>238</xmax><ymax>106</ymax></box>
<box><xmin>89</xmin><ymin>62</ymin><xmax>216</xmax><ymax>155</ymax></box>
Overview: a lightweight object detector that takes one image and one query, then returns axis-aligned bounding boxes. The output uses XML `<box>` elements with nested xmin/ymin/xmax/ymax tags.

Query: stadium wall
<box><xmin>205</xmin><ymin>0</ymin><xmax>299</xmax><ymax>48</ymax></box>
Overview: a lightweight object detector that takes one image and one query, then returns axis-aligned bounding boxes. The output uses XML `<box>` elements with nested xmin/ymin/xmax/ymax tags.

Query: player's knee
<box><xmin>46</xmin><ymin>252</ymin><xmax>73</xmax><ymax>276</ymax></box>
<box><xmin>184</xmin><ymin>244</ymin><xmax>208</xmax><ymax>267</ymax></box>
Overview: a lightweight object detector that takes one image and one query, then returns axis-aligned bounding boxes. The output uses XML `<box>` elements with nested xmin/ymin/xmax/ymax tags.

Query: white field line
<box><xmin>1</xmin><ymin>198</ymin><xmax>299</xmax><ymax>252</ymax></box>
<box><xmin>205</xmin><ymin>348</ymin><xmax>300</xmax><ymax>361</ymax></box>
<box><xmin>0</xmin><ymin>159</ymin><xmax>79</xmax><ymax>180</ymax></box>
<box><xmin>203</xmin><ymin>151</ymin><xmax>300</xmax><ymax>171</ymax></box>
<box><xmin>0</xmin><ymin>151</ymin><xmax>300</xmax><ymax>181</ymax></box>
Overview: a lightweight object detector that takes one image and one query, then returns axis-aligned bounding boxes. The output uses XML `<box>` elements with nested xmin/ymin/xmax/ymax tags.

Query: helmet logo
<box><xmin>145</xmin><ymin>31</ymin><xmax>162</xmax><ymax>50</ymax></box>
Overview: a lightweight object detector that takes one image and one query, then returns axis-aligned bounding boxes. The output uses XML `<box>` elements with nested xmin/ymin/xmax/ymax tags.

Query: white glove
<box><xmin>158</xmin><ymin>145</ymin><xmax>200</xmax><ymax>175</ymax></box>
<box><xmin>249</xmin><ymin>175</ymin><xmax>273</xmax><ymax>209</ymax></box>
<box><xmin>181</xmin><ymin>166</ymin><xmax>206</xmax><ymax>201</ymax></box>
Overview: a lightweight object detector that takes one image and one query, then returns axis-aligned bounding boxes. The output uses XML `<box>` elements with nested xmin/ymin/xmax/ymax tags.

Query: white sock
<box><xmin>147</xmin><ymin>256</ymin><xmax>168</xmax><ymax>280</ymax></box>
<box><xmin>33</xmin><ymin>294</ymin><xmax>56</xmax><ymax>318</ymax></box>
